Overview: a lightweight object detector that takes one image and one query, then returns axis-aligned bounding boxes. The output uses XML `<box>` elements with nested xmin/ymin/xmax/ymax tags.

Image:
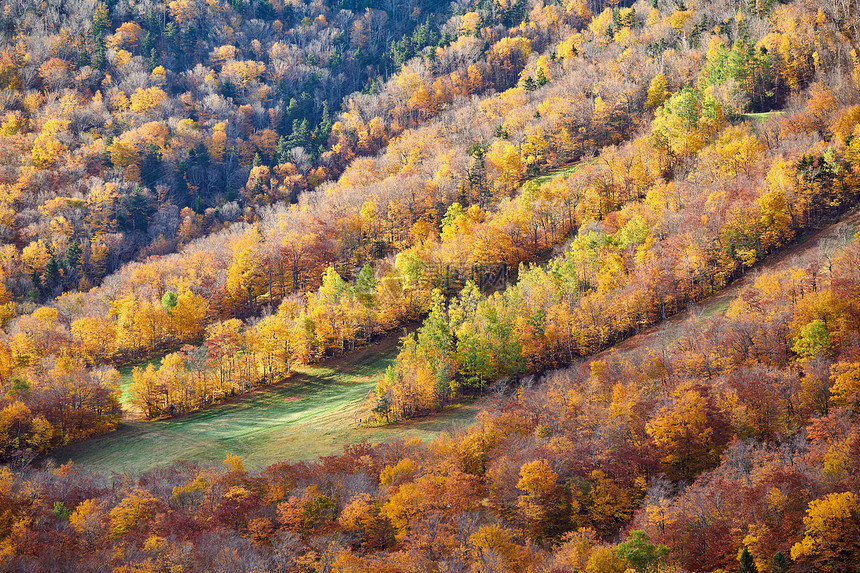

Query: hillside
<box><xmin>604</xmin><ymin>205</ymin><xmax>860</xmax><ymax>358</ymax></box>
<box><xmin>1</xmin><ymin>0</ymin><xmax>860</xmax><ymax>570</ymax></box>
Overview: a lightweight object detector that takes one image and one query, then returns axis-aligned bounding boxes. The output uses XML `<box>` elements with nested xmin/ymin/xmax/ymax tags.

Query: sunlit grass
<box><xmin>48</xmin><ymin>340</ymin><xmax>480</xmax><ymax>474</ymax></box>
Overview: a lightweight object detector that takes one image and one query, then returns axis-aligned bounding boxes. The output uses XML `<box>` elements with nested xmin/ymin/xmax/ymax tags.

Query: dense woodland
<box><xmin>0</xmin><ymin>0</ymin><xmax>860</xmax><ymax>568</ymax></box>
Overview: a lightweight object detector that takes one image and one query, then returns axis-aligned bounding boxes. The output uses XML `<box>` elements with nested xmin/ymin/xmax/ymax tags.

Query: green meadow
<box><xmin>48</xmin><ymin>338</ymin><xmax>481</xmax><ymax>475</ymax></box>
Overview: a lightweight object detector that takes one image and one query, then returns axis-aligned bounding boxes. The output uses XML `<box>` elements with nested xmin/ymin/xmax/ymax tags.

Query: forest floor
<box><xmin>47</xmin><ymin>334</ymin><xmax>482</xmax><ymax>474</ymax></box>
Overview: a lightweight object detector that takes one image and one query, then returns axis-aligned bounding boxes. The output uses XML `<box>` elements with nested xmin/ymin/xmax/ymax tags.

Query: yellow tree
<box><xmin>645</xmin><ymin>385</ymin><xmax>731</xmax><ymax>481</ymax></box>
<box><xmin>113</xmin><ymin>296</ymin><xmax>170</xmax><ymax>356</ymax></box>
<box><xmin>700</xmin><ymin>125</ymin><xmax>764</xmax><ymax>179</ymax></box>
<box><xmin>585</xmin><ymin>546</ymin><xmax>629</xmax><ymax>573</ymax></box>
<box><xmin>339</xmin><ymin>493</ymin><xmax>387</xmax><ymax>549</ymax></box>
<box><xmin>21</xmin><ymin>239</ymin><xmax>51</xmax><ymax>276</ymax></box>
<box><xmin>486</xmin><ymin>140</ymin><xmax>526</xmax><ymax>193</ymax></box>
<box><xmin>760</xmin><ymin>158</ymin><xmax>799</xmax><ymax>250</ymax></box>
<box><xmin>70</xmin><ymin>498</ymin><xmax>107</xmax><ymax>548</ymax></box>
<box><xmin>71</xmin><ymin>316</ymin><xmax>117</xmax><ymax>364</ymax></box>
<box><xmin>226</xmin><ymin>229</ymin><xmax>266</xmax><ymax>314</ymax></box>
<box><xmin>205</xmin><ymin>318</ymin><xmax>245</xmax><ymax>396</ymax></box>
<box><xmin>169</xmin><ymin>289</ymin><xmax>210</xmax><ymax>341</ymax></box>
<box><xmin>31</xmin><ymin>119</ymin><xmax>69</xmax><ymax>168</ymax></box>
<box><xmin>157</xmin><ymin>352</ymin><xmax>191</xmax><ymax>413</ymax></box>
<box><xmin>129</xmin><ymin>87</ymin><xmax>168</xmax><ymax>113</ymax></box>
<box><xmin>130</xmin><ymin>364</ymin><xmax>162</xmax><ymax>419</ymax></box>
<box><xmin>645</xmin><ymin>74</ymin><xmax>669</xmax><ymax>109</ymax></box>
<box><xmin>831</xmin><ymin>362</ymin><xmax>860</xmax><ymax>408</ymax></box>
<box><xmin>791</xmin><ymin>492</ymin><xmax>860</xmax><ymax>571</ymax></box>
<box><xmin>253</xmin><ymin>314</ymin><xmax>298</xmax><ymax>383</ymax></box>
<box><xmin>110</xmin><ymin>490</ymin><xmax>158</xmax><ymax>537</ymax></box>
<box><xmin>651</xmin><ymin>87</ymin><xmax>724</xmax><ymax>160</ymax></box>
<box><xmin>517</xmin><ymin>459</ymin><xmax>570</xmax><ymax>540</ymax></box>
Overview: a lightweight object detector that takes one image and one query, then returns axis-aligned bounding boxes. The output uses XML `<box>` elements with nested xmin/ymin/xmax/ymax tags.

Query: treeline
<box><xmin>127</xmin><ymin>264</ymin><xmax>418</xmax><ymax>418</ymax></box>
<box><xmin>0</xmin><ymin>0</ymin><xmax>665</xmax><ymax>353</ymax></box>
<box><xmin>544</xmin><ymin>224</ymin><xmax>860</xmax><ymax>571</ymax></box>
<box><xmin>0</xmin><ymin>0</ymin><xmax>858</xmax><ymax>568</ymax></box>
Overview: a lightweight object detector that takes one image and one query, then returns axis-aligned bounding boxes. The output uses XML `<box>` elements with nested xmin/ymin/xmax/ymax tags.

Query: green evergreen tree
<box><xmin>739</xmin><ymin>547</ymin><xmax>759</xmax><ymax>573</ymax></box>
<box><xmin>142</xmin><ymin>31</ymin><xmax>154</xmax><ymax>57</ymax></box>
<box><xmin>93</xmin><ymin>42</ymin><xmax>107</xmax><ymax>71</ymax></box>
<box><xmin>256</xmin><ymin>0</ymin><xmax>276</xmax><ymax>20</ymax></box>
<box><xmin>522</xmin><ymin>76</ymin><xmax>536</xmax><ymax>91</ymax></box>
<box><xmin>92</xmin><ymin>3</ymin><xmax>110</xmax><ymax>71</ymax></box>
<box><xmin>165</xmin><ymin>22</ymin><xmax>179</xmax><ymax>56</ymax></box>
<box><xmin>140</xmin><ymin>144</ymin><xmax>162</xmax><ymax>189</ymax></box>
<box><xmin>78</xmin><ymin>45</ymin><xmax>91</xmax><ymax>68</ymax></box>
<box><xmin>770</xmin><ymin>551</ymin><xmax>789</xmax><ymax>573</ymax></box>
<box><xmin>289</xmin><ymin>119</ymin><xmax>311</xmax><ymax>148</ymax></box>
<box><xmin>92</xmin><ymin>3</ymin><xmax>110</xmax><ymax>39</ymax></box>
<box><xmin>45</xmin><ymin>257</ymin><xmax>61</xmax><ymax>287</ymax></box>
<box><xmin>65</xmin><ymin>241</ymin><xmax>82</xmax><ymax>270</ymax></box>
<box><xmin>314</xmin><ymin>102</ymin><xmax>333</xmax><ymax>151</ymax></box>
<box><xmin>126</xmin><ymin>187</ymin><xmax>151</xmax><ymax>232</ymax></box>
<box><xmin>276</xmin><ymin>136</ymin><xmax>290</xmax><ymax>165</ymax></box>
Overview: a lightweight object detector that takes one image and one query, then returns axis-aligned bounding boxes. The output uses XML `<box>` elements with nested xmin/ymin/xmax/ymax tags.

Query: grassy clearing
<box><xmin>117</xmin><ymin>356</ymin><xmax>163</xmax><ymax>412</ymax></box>
<box><xmin>47</xmin><ymin>337</ymin><xmax>481</xmax><ymax>475</ymax></box>
<box><xmin>529</xmin><ymin>160</ymin><xmax>592</xmax><ymax>187</ymax></box>
<box><xmin>741</xmin><ymin>111</ymin><xmax>783</xmax><ymax>122</ymax></box>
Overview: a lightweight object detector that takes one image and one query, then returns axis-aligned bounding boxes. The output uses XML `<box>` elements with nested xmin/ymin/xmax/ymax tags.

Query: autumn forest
<box><xmin>0</xmin><ymin>0</ymin><xmax>860</xmax><ymax>569</ymax></box>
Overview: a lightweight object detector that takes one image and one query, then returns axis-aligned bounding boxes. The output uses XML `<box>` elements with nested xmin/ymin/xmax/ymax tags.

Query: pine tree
<box><xmin>78</xmin><ymin>46</ymin><xmax>91</xmax><ymax>68</ymax></box>
<box><xmin>93</xmin><ymin>42</ymin><xmax>107</xmax><ymax>71</ymax></box>
<box><xmin>142</xmin><ymin>31</ymin><xmax>154</xmax><ymax>57</ymax></box>
<box><xmin>289</xmin><ymin>119</ymin><xmax>311</xmax><ymax>148</ymax></box>
<box><xmin>314</xmin><ymin>102</ymin><xmax>332</xmax><ymax>149</ymax></box>
<box><xmin>275</xmin><ymin>136</ymin><xmax>290</xmax><ymax>165</ymax></box>
<box><xmin>140</xmin><ymin>144</ymin><xmax>162</xmax><ymax>189</ymax></box>
<box><xmin>165</xmin><ymin>22</ymin><xmax>179</xmax><ymax>56</ymax></box>
<box><xmin>92</xmin><ymin>3</ymin><xmax>110</xmax><ymax>39</ymax></box>
<box><xmin>45</xmin><ymin>257</ymin><xmax>61</xmax><ymax>287</ymax></box>
<box><xmin>536</xmin><ymin>68</ymin><xmax>548</xmax><ymax>86</ymax></box>
<box><xmin>739</xmin><ymin>547</ymin><xmax>759</xmax><ymax>573</ymax></box>
<box><xmin>770</xmin><ymin>552</ymin><xmax>789</xmax><ymax>573</ymax></box>
<box><xmin>65</xmin><ymin>241</ymin><xmax>82</xmax><ymax>270</ymax></box>
<box><xmin>91</xmin><ymin>4</ymin><xmax>110</xmax><ymax>71</ymax></box>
